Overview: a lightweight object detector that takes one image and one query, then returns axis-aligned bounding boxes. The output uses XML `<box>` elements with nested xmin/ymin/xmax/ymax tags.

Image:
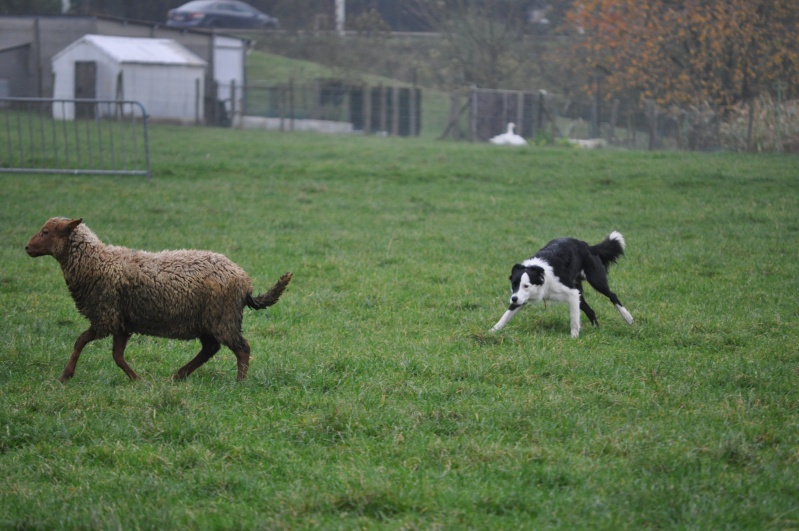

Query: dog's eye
<box><xmin>522</xmin><ymin>284</ymin><xmax>530</xmax><ymax>289</ymax></box>
<box><xmin>41</xmin><ymin>230</ymin><xmax>49</xmax><ymax>236</ymax></box>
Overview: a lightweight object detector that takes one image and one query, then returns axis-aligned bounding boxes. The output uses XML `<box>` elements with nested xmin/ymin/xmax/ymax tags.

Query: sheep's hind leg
<box><xmin>228</xmin><ymin>337</ymin><xmax>251</xmax><ymax>381</ymax></box>
<box><xmin>60</xmin><ymin>328</ymin><xmax>99</xmax><ymax>382</ymax></box>
<box><xmin>112</xmin><ymin>333</ymin><xmax>139</xmax><ymax>381</ymax></box>
<box><xmin>173</xmin><ymin>335</ymin><xmax>220</xmax><ymax>380</ymax></box>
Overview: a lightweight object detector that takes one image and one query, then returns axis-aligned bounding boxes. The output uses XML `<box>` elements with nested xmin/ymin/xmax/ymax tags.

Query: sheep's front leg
<box><xmin>60</xmin><ymin>328</ymin><xmax>98</xmax><ymax>382</ymax></box>
<box><xmin>112</xmin><ymin>333</ymin><xmax>139</xmax><ymax>381</ymax></box>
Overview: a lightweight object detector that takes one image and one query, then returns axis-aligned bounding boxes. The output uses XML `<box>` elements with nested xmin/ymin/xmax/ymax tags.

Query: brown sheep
<box><xmin>25</xmin><ymin>217</ymin><xmax>292</xmax><ymax>382</ymax></box>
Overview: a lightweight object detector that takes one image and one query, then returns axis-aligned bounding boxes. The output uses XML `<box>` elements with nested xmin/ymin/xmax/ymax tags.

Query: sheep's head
<box><xmin>26</xmin><ymin>217</ymin><xmax>83</xmax><ymax>258</ymax></box>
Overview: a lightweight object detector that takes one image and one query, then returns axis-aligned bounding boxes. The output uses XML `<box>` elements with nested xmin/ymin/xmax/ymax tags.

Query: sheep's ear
<box><xmin>66</xmin><ymin>218</ymin><xmax>83</xmax><ymax>232</ymax></box>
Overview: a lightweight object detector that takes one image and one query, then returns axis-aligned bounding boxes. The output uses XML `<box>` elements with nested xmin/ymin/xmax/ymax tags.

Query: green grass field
<box><xmin>1</xmin><ymin>127</ymin><xmax>798</xmax><ymax>529</ymax></box>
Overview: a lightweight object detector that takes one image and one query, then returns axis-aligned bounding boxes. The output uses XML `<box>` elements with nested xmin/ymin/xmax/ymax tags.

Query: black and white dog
<box><xmin>491</xmin><ymin>232</ymin><xmax>634</xmax><ymax>337</ymax></box>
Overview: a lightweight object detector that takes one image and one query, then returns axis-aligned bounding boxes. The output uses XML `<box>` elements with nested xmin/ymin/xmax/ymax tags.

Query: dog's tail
<box><xmin>589</xmin><ymin>231</ymin><xmax>626</xmax><ymax>269</ymax></box>
<box><xmin>246</xmin><ymin>272</ymin><xmax>293</xmax><ymax>310</ymax></box>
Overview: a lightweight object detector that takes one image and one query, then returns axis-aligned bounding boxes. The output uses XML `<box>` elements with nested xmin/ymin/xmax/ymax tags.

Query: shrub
<box><xmin>720</xmin><ymin>95</ymin><xmax>799</xmax><ymax>152</ymax></box>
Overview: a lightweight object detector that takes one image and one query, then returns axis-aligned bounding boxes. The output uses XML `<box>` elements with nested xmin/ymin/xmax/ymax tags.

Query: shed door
<box><xmin>74</xmin><ymin>61</ymin><xmax>96</xmax><ymax>119</ymax></box>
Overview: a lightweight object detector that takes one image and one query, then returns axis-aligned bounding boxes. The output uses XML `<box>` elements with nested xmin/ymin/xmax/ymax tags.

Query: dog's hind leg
<box><xmin>615</xmin><ymin>302</ymin><xmax>634</xmax><ymax>325</ymax></box>
<box><xmin>491</xmin><ymin>305</ymin><xmax>522</xmax><ymax>332</ymax></box>
<box><xmin>576</xmin><ymin>280</ymin><xmax>599</xmax><ymax>327</ymax></box>
<box><xmin>585</xmin><ymin>270</ymin><xmax>634</xmax><ymax>326</ymax></box>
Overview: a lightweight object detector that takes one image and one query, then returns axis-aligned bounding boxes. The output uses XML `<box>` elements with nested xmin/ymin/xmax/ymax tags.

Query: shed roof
<box><xmin>54</xmin><ymin>34</ymin><xmax>206</xmax><ymax>67</ymax></box>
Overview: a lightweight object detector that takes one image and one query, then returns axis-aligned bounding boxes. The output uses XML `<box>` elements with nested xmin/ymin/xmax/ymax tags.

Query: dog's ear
<box><xmin>510</xmin><ymin>263</ymin><xmax>525</xmax><ymax>280</ymax></box>
<box><xmin>528</xmin><ymin>266</ymin><xmax>545</xmax><ymax>285</ymax></box>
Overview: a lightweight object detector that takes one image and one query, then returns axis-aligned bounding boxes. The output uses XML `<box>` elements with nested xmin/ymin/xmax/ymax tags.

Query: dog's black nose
<box><xmin>511</xmin><ymin>295</ymin><xmax>518</xmax><ymax>303</ymax></box>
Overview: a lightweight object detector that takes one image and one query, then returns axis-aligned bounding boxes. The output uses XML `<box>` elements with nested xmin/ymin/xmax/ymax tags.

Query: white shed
<box><xmin>52</xmin><ymin>34</ymin><xmax>207</xmax><ymax>123</ymax></box>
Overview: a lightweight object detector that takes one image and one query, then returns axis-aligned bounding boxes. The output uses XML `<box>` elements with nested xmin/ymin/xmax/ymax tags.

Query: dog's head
<box><xmin>508</xmin><ymin>264</ymin><xmax>545</xmax><ymax>308</ymax></box>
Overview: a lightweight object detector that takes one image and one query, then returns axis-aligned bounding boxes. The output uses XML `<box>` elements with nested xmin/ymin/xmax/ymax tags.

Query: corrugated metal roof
<box><xmin>61</xmin><ymin>34</ymin><xmax>206</xmax><ymax>67</ymax></box>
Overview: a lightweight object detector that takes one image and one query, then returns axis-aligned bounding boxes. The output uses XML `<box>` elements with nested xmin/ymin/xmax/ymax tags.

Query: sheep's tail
<box><xmin>246</xmin><ymin>272</ymin><xmax>293</xmax><ymax>310</ymax></box>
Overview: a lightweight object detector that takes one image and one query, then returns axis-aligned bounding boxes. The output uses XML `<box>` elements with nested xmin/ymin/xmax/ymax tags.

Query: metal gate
<box><xmin>0</xmin><ymin>97</ymin><xmax>151</xmax><ymax>178</ymax></box>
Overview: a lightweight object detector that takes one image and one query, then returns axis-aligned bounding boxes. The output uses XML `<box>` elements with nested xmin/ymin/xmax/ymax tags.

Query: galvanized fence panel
<box><xmin>0</xmin><ymin>98</ymin><xmax>151</xmax><ymax>178</ymax></box>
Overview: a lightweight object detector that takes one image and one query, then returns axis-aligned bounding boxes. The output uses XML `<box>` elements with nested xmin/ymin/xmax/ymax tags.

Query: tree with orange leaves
<box><xmin>566</xmin><ymin>0</ymin><xmax>799</xmax><ymax>108</ymax></box>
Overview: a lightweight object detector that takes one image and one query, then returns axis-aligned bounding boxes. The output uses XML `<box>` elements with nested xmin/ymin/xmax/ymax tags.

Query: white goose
<box><xmin>489</xmin><ymin>122</ymin><xmax>527</xmax><ymax>146</ymax></box>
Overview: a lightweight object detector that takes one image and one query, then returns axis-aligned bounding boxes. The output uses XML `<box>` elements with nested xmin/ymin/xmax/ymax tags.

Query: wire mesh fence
<box><xmin>241</xmin><ymin>81</ymin><xmax>422</xmax><ymax>136</ymax></box>
<box><xmin>435</xmin><ymin>87</ymin><xmax>798</xmax><ymax>152</ymax></box>
<box><xmin>437</xmin><ymin>88</ymin><xmax>729</xmax><ymax>150</ymax></box>
<box><xmin>235</xmin><ymin>82</ymin><xmax>782</xmax><ymax>151</ymax></box>
<box><xmin>4</xmin><ymin>85</ymin><xmax>777</xmax><ymax>157</ymax></box>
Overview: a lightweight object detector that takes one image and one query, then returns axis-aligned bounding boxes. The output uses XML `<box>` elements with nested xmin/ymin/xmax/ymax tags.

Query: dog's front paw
<box><xmin>490</xmin><ymin>321</ymin><xmax>506</xmax><ymax>332</ymax></box>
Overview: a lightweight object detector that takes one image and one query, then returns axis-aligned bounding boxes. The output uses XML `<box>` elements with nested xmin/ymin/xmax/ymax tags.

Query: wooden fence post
<box><xmin>196</xmin><ymin>78</ymin><xmax>202</xmax><ymax>125</ymax></box>
<box><xmin>746</xmin><ymin>98</ymin><xmax>755</xmax><ymax>152</ymax></box>
<box><xmin>448</xmin><ymin>89</ymin><xmax>460</xmax><ymax>139</ymax></box>
<box><xmin>364</xmin><ymin>84</ymin><xmax>371</xmax><ymax>134</ymax></box>
<box><xmin>288</xmin><ymin>78</ymin><xmax>295</xmax><ymax>131</ymax></box>
<box><xmin>392</xmin><ymin>86</ymin><xmax>400</xmax><ymax>136</ymax></box>
<box><xmin>378</xmin><ymin>85</ymin><xmax>386</xmax><ymax>133</ymax></box>
<box><xmin>279</xmin><ymin>84</ymin><xmax>285</xmax><ymax>131</ymax></box>
<box><xmin>536</xmin><ymin>91</ymin><xmax>545</xmax><ymax>138</ymax></box>
<box><xmin>608</xmin><ymin>99</ymin><xmax>619</xmax><ymax>143</ymax></box>
<box><xmin>409</xmin><ymin>87</ymin><xmax>418</xmax><ymax>136</ymax></box>
<box><xmin>312</xmin><ymin>79</ymin><xmax>319</xmax><ymax>121</ymax></box>
<box><xmin>470</xmin><ymin>88</ymin><xmax>477</xmax><ymax>142</ymax></box>
<box><xmin>229</xmin><ymin>79</ymin><xmax>237</xmax><ymax>128</ymax></box>
<box><xmin>646</xmin><ymin>98</ymin><xmax>657</xmax><ymax>150</ymax></box>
